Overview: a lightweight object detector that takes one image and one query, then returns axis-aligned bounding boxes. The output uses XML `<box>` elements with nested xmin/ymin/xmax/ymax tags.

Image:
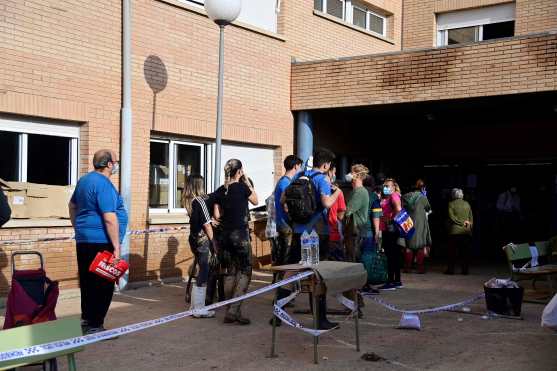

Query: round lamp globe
<box><xmin>204</xmin><ymin>0</ymin><xmax>242</xmax><ymax>25</ymax></box>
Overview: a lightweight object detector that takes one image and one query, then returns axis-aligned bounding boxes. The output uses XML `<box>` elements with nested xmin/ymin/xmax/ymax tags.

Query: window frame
<box><xmin>316</xmin><ymin>0</ymin><xmax>387</xmax><ymax>37</ymax></box>
<box><xmin>148</xmin><ymin>138</ymin><xmax>206</xmax><ymax>215</ymax></box>
<box><xmin>0</xmin><ymin>117</ymin><xmax>79</xmax><ymax>185</ymax></box>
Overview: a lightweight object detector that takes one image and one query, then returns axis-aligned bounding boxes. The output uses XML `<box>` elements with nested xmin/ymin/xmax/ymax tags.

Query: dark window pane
<box><xmin>353</xmin><ymin>7</ymin><xmax>366</xmax><ymax>28</ymax></box>
<box><xmin>327</xmin><ymin>0</ymin><xmax>343</xmax><ymax>19</ymax></box>
<box><xmin>149</xmin><ymin>141</ymin><xmax>169</xmax><ymax>209</ymax></box>
<box><xmin>27</xmin><ymin>134</ymin><xmax>70</xmax><ymax>185</ymax></box>
<box><xmin>0</xmin><ymin>131</ymin><xmax>19</xmax><ymax>181</ymax></box>
<box><xmin>369</xmin><ymin>13</ymin><xmax>384</xmax><ymax>34</ymax></box>
<box><xmin>314</xmin><ymin>0</ymin><xmax>323</xmax><ymax>11</ymax></box>
<box><xmin>175</xmin><ymin>144</ymin><xmax>202</xmax><ymax>208</ymax></box>
<box><xmin>448</xmin><ymin>26</ymin><xmax>478</xmax><ymax>45</ymax></box>
<box><xmin>483</xmin><ymin>21</ymin><xmax>514</xmax><ymax>41</ymax></box>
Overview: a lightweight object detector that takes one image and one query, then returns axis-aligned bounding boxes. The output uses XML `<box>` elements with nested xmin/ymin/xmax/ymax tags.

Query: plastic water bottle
<box><xmin>300</xmin><ymin>231</ymin><xmax>311</xmax><ymax>266</ymax></box>
<box><xmin>309</xmin><ymin>229</ymin><xmax>320</xmax><ymax>266</ymax></box>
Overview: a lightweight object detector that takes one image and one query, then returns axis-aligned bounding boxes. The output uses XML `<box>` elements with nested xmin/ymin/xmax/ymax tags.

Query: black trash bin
<box><xmin>484</xmin><ymin>285</ymin><xmax>524</xmax><ymax>317</ymax></box>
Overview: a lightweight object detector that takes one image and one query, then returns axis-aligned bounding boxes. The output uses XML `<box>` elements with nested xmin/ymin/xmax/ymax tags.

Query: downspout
<box><xmin>400</xmin><ymin>0</ymin><xmax>405</xmax><ymax>50</ymax></box>
<box><xmin>120</xmin><ymin>0</ymin><xmax>132</xmax><ymax>290</ymax></box>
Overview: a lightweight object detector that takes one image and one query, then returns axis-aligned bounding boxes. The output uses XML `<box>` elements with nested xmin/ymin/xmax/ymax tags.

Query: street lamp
<box><xmin>205</xmin><ymin>0</ymin><xmax>242</xmax><ymax>190</ymax></box>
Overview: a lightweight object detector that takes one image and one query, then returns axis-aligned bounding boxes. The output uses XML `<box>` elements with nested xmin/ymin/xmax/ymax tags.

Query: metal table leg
<box><xmin>354</xmin><ymin>289</ymin><xmax>360</xmax><ymax>352</ymax></box>
<box><xmin>270</xmin><ymin>288</ymin><xmax>279</xmax><ymax>358</ymax></box>
<box><xmin>312</xmin><ymin>282</ymin><xmax>319</xmax><ymax>364</ymax></box>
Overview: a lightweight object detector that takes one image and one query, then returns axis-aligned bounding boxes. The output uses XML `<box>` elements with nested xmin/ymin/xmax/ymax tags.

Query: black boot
<box><xmin>317</xmin><ymin>296</ymin><xmax>339</xmax><ymax>330</ymax></box>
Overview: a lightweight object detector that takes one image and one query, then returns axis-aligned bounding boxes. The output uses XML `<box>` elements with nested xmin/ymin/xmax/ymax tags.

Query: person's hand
<box><xmin>463</xmin><ymin>221</ymin><xmax>471</xmax><ymax>229</ymax></box>
<box><xmin>112</xmin><ymin>246</ymin><xmax>121</xmax><ymax>261</ymax></box>
<box><xmin>211</xmin><ymin>217</ymin><xmax>220</xmax><ymax>227</ymax></box>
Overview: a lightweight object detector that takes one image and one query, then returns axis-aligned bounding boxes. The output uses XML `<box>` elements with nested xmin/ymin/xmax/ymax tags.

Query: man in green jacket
<box><xmin>446</xmin><ymin>188</ymin><xmax>473</xmax><ymax>275</ymax></box>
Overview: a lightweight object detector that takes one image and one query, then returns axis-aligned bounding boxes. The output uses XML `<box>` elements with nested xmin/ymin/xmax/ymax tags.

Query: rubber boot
<box><xmin>317</xmin><ymin>296</ymin><xmax>338</xmax><ymax>330</ymax></box>
<box><xmin>191</xmin><ymin>286</ymin><xmax>215</xmax><ymax>318</ymax></box>
<box><xmin>416</xmin><ymin>248</ymin><xmax>426</xmax><ymax>274</ymax></box>
<box><xmin>403</xmin><ymin>249</ymin><xmax>414</xmax><ymax>273</ymax></box>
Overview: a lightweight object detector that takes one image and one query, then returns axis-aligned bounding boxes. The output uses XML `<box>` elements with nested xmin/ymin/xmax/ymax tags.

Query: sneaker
<box><xmin>362</xmin><ymin>286</ymin><xmax>380</xmax><ymax>295</ymax></box>
<box><xmin>393</xmin><ymin>282</ymin><xmax>404</xmax><ymax>289</ymax></box>
<box><xmin>85</xmin><ymin>326</ymin><xmax>106</xmax><ymax>335</ymax></box>
<box><xmin>378</xmin><ymin>283</ymin><xmax>397</xmax><ymax>291</ymax></box>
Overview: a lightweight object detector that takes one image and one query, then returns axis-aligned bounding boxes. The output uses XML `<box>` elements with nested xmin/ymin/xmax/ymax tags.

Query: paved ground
<box><xmin>3</xmin><ymin>264</ymin><xmax>556</xmax><ymax>370</ymax></box>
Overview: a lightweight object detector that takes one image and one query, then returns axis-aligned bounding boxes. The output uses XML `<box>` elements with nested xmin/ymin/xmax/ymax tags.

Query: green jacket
<box><xmin>346</xmin><ymin>187</ymin><xmax>371</xmax><ymax>237</ymax></box>
<box><xmin>448</xmin><ymin>199</ymin><xmax>473</xmax><ymax>235</ymax></box>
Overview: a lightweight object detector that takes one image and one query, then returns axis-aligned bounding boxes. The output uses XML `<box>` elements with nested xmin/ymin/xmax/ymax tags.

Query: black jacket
<box><xmin>0</xmin><ymin>190</ymin><xmax>11</xmax><ymax>227</ymax></box>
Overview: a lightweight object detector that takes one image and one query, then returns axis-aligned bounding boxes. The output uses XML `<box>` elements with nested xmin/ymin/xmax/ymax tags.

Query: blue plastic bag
<box><xmin>394</xmin><ymin>209</ymin><xmax>416</xmax><ymax>239</ymax></box>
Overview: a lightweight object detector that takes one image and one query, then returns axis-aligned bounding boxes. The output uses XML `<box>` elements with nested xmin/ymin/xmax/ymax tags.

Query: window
<box><xmin>0</xmin><ymin>117</ymin><xmax>79</xmax><ymax>186</ymax></box>
<box><xmin>149</xmin><ymin>139</ymin><xmax>205</xmax><ymax>213</ymax></box>
<box><xmin>437</xmin><ymin>4</ymin><xmax>515</xmax><ymax>46</ymax></box>
<box><xmin>327</xmin><ymin>0</ymin><xmax>344</xmax><ymax>19</ymax></box>
<box><xmin>179</xmin><ymin>0</ymin><xmax>278</xmax><ymax>33</ymax></box>
<box><xmin>352</xmin><ymin>6</ymin><xmax>366</xmax><ymax>28</ymax></box>
<box><xmin>315</xmin><ymin>0</ymin><xmax>387</xmax><ymax>37</ymax></box>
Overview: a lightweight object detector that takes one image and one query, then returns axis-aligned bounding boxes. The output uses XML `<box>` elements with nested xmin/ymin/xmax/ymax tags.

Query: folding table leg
<box><xmin>312</xmin><ymin>290</ymin><xmax>319</xmax><ymax>364</ymax></box>
<box><xmin>354</xmin><ymin>289</ymin><xmax>360</xmax><ymax>352</ymax></box>
<box><xmin>270</xmin><ymin>288</ymin><xmax>279</xmax><ymax>358</ymax></box>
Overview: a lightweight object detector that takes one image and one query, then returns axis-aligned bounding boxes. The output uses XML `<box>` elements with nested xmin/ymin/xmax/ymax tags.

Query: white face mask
<box><xmin>345</xmin><ymin>173</ymin><xmax>353</xmax><ymax>182</ymax></box>
<box><xmin>111</xmin><ymin>162</ymin><xmax>120</xmax><ymax>175</ymax></box>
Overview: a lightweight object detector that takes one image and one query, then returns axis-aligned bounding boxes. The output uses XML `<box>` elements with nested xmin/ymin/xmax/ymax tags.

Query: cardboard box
<box><xmin>0</xmin><ymin>178</ymin><xmax>75</xmax><ymax>219</ymax></box>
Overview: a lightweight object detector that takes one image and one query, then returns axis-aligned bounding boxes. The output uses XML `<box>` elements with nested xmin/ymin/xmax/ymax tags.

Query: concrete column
<box><xmin>296</xmin><ymin>111</ymin><xmax>313</xmax><ymax>169</ymax></box>
<box><xmin>339</xmin><ymin>156</ymin><xmax>349</xmax><ymax>179</ymax></box>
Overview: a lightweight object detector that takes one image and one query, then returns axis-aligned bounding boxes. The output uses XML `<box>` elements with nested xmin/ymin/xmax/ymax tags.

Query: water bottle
<box><xmin>309</xmin><ymin>229</ymin><xmax>320</xmax><ymax>266</ymax></box>
<box><xmin>300</xmin><ymin>231</ymin><xmax>311</xmax><ymax>266</ymax></box>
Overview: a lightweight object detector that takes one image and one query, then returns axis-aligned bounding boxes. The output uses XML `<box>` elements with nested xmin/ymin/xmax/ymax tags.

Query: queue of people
<box><xmin>0</xmin><ymin>147</ymin><xmax>478</xmax><ymax>333</ymax></box>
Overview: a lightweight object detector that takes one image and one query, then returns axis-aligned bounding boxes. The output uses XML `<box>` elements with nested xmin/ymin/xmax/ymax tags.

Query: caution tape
<box><xmin>0</xmin><ymin>271</ymin><xmax>314</xmax><ymax>363</ymax></box>
<box><xmin>273</xmin><ymin>291</ymin><xmax>356</xmax><ymax>337</ymax></box>
<box><xmin>362</xmin><ymin>292</ymin><xmax>485</xmax><ymax>315</ymax></box>
<box><xmin>0</xmin><ymin>225</ymin><xmax>191</xmax><ymax>246</ymax></box>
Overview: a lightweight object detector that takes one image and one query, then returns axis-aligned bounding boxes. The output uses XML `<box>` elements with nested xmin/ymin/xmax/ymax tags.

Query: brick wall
<box><xmin>282</xmin><ymin>0</ymin><xmax>402</xmax><ymax>62</ymax></box>
<box><xmin>402</xmin><ymin>0</ymin><xmax>557</xmax><ymax>50</ymax></box>
<box><xmin>0</xmin><ymin>0</ymin><xmax>399</xmax><ymax>295</ymax></box>
<box><xmin>291</xmin><ymin>33</ymin><xmax>557</xmax><ymax>110</ymax></box>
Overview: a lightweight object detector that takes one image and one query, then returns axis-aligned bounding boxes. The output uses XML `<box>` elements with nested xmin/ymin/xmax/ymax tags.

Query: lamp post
<box><xmin>205</xmin><ymin>0</ymin><xmax>242</xmax><ymax>190</ymax></box>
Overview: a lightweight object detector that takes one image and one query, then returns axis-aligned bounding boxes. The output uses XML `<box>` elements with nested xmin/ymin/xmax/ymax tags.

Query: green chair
<box><xmin>0</xmin><ymin>317</ymin><xmax>83</xmax><ymax>370</ymax></box>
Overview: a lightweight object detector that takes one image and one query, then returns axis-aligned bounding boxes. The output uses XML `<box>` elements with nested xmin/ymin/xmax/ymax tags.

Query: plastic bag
<box><xmin>89</xmin><ymin>251</ymin><xmax>129</xmax><ymax>282</ymax></box>
<box><xmin>398</xmin><ymin>313</ymin><xmax>421</xmax><ymax>330</ymax></box>
<box><xmin>541</xmin><ymin>294</ymin><xmax>557</xmax><ymax>330</ymax></box>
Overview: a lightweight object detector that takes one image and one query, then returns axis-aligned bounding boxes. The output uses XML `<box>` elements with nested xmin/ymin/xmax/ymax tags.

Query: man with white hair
<box><xmin>445</xmin><ymin>188</ymin><xmax>473</xmax><ymax>275</ymax></box>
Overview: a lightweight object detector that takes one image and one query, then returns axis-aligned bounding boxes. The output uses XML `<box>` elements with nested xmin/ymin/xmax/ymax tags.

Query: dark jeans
<box><xmin>189</xmin><ymin>233</ymin><xmax>211</xmax><ymax>287</ymax></box>
<box><xmin>288</xmin><ymin>233</ymin><xmax>329</xmax><ymax>264</ymax></box>
<box><xmin>77</xmin><ymin>242</ymin><xmax>115</xmax><ymax>328</ymax></box>
<box><xmin>383</xmin><ymin>230</ymin><xmax>402</xmax><ymax>283</ymax></box>
<box><xmin>447</xmin><ymin>234</ymin><xmax>472</xmax><ymax>274</ymax></box>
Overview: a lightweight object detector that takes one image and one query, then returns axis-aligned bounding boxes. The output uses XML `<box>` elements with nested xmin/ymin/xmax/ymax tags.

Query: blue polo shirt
<box><xmin>274</xmin><ymin>175</ymin><xmax>292</xmax><ymax>228</ymax></box>
<box><xmin>71</xmin><ymin>172</ymin><xmax>128</xmax><ymax>244</ymax></box>
<box><xmin>293</xmin><ymin>170</ymin><xmax>331</xmax><ymax>234</ymax></box>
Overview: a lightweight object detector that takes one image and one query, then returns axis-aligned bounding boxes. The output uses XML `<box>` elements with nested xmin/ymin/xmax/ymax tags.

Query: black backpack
<box><xmin>284</xmin><ymin>172</ymin><xmax>320</xmax><ymax>224</ymax></box>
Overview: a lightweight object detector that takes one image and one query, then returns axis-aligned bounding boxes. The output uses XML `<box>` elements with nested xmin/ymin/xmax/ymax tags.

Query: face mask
<box><xmin>345</xmin><ymin>173</ymin><xmax>353</xmax><ymax>183</ymax></box>
<box><xmin>111</xmin><ymin>162</ymin><xmax>120</xmax><ymax>175</ymax></box>
<box><xmin>383</xmin><ymin>186</ymin><xmax>392</xmax><ymax>195</ymax></box>
<box><xmin>421</xmin><ymin>187</ymin><xmax>427</xmax><ymax>196</ymax></box>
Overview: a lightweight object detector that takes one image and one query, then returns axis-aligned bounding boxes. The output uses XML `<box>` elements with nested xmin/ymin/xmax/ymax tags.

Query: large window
<box><xmin>0</xmin><ymin>117</ymin><xmax>79</xmax><ymax>186</ymax></box>
<box><xmin>314</xmin><ymin>0</ymin><xmax>387</xmax><ymax>37</ymax></box>
<box><xmin>437</xmin><ymin>4</ymin><xmax>515</xmax><ymax>46</ymax></box>
<box><xmin>149</xmin><ymin>139</ymin><xmax>205</xmax><ymax>213</ymax></box>
<box><xmin>179</xmin><ymin>0</ymin><xmax>278</xmax><ymax>33</ymax></box>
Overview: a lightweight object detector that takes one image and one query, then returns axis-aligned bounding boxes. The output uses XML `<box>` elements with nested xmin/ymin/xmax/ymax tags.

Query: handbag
<box><xmin>89</xmin><ymin>251</ymin><xmax>129</xmax><ymax>283</ymax></box>
<box><xmin>394</xmin><ymin>209</ymin><xmax>416</xmax><ymax>239</ymax></box>
<box><xmin>362</xmin><ymin>247</ymin><xmax>388</xmax><ymax>285</ymax></box>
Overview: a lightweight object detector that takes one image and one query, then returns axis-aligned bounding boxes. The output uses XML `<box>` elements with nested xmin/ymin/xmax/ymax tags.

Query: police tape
<box><xmin>0</xmin><ymin>225</ymin><xmax>191</xmax><ymax>245</ymax></box>
<box><xmin>0</xmin><ymin>270</ymin><xmax>314</xmax><ymax>363</ymax></box>
<box><xmin>272</xmin><ymin>291</ymin><xmax>356</xmax><ymax>337</ymax></box>
<box><xmin>362</xmin><ymin>292</ymin><xmax>485</xmax><ymax>315</ymax></box>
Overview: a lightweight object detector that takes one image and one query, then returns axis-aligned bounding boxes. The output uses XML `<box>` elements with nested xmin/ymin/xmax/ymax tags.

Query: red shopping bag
<box><xmin>89</xmin><ymin>251</ymin><xmax>129</xmax><ymax>282</ymax></box>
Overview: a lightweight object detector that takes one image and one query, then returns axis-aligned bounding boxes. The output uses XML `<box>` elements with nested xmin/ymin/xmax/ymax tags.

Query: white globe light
<box><xmin>204</xmin><ymin>0</ymin><xmax>242</xmax><ymax>25</ymax></box>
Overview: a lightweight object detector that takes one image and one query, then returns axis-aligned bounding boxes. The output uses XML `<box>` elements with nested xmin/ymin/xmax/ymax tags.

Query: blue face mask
<box><xmin>383</xmin><ymin>186</ymin><xmax>392</xmax><ymax>196</ymax></box>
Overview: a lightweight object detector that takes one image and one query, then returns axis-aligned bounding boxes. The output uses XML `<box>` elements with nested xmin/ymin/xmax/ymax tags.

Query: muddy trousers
<box><xmin>221</xmin><ymin>229</ymin><xmax>253</xmax><ymax>317</ymax></box>
<box><xmin>189</xmin><ymin>234</ymin><xmax>211</xmax><ymax>287</ymax></box>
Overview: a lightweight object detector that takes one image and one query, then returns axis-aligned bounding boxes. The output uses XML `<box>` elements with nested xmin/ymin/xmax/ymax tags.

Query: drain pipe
<box><xmin>119</xmin><ymin>0</ymin><xmax>132</xmax><ymax>290</ymax></box>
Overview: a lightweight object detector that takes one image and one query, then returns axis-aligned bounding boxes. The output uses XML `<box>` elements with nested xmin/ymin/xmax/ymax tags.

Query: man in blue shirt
<box><xmin>285</xmin><ymin>149</ymin><xmax>342</xmax><ymax>329</ymax></box>
<box><xmin>69</xmin><ymin>149</ymin><xmax>128</xmax><ymax>334</ymax></box>
<box><xmin>272</xmin><ymin>155</ymin><xmax>302</xmax><ymax>269</ymax></box>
